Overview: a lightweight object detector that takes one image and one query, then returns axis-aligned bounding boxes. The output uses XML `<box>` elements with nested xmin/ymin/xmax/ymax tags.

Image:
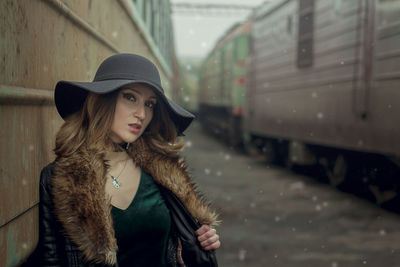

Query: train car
<box><xmin>245</xmin><ymin>0</ymin><xmax>400</xmax><ymax>204</ymax></box>
<box><xmin>178</xmin><ymin>57</ymin><xmax>203</xmax><ymax>114</ymax></box>
<box><xmin>0</xmin><ymin>0</ymin><xmax>178</xmax><ymax>265</ymax></box>
<box><xmin>198</xmin><ymin>20</ymin><xmax>252</xmax><ymax>146</ymax></box>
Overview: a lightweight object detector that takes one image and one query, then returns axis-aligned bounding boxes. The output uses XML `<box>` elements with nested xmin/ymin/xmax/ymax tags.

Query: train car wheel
<box><xmin>321</xmin><ymin>155</ymin><xmax>347</xmax><ymax>187</ymax></box>
<box><xmin>369</xmin><ymin>186</ymin><xmax>397</xmax><ymax>205</ymax></box>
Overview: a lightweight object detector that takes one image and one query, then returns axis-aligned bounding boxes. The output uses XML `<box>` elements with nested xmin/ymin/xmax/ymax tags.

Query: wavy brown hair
<box><xmin>54</xmin><ymin>87</ymin><xmax>184</xmax><ymax>158</ymax></box>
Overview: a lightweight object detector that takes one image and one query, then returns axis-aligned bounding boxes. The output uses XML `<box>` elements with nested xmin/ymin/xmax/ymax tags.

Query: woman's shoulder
<box><xmin>39</xmin><ymin>162</ymin><xmax>56</xmax><ymax>187</ymax></box>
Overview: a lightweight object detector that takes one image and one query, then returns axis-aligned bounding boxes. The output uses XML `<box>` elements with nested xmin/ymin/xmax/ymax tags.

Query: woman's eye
<box><xmin>122</xmin><ymin>93</ymin><xmax>136</xmax><ymax>102</ymax></box>
<box><xmin>146</xmin><ymin>101</ymin><xmax>156</xmax><ymax>108</ymax></box>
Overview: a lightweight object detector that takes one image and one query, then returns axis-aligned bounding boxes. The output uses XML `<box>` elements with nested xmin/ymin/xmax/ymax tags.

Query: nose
<box><xmin>134</xmin><ymin>102</ymin><xmax>146</xmax><ymax>121</ymax></box>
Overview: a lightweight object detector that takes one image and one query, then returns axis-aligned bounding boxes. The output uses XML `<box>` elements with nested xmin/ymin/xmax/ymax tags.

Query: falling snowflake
<box><xmin>316</xmin><ymin>112</ymin><xmax>324</xmax><ymax>119</ymax></box>
<box><xmin>379</xmin><ymin>229</ymin><xmax>386</xmax><ymax>236</ymax></box>
<box><xmin>216</xmin><ymin>171</ymin><xmax>222</xmax><ymax>176</ymax></box>
<box><xmin>184</xmin><ymin>96</ymin><xmax>190</xmax><ymax>102</ymax></box>
<box><xmin>22</xmin><ymin>179</ymin><xmax>27</xmax><ymax>186</ymax></box>
<box><xmin>186</xmin><ymin>65</ymin><xmax>192</xmax><ymax>71</ymax></box>
<box><xmin>238</xmin><ymin>249</ymin><xmax>247</xmax><ymax>261</ymax></box>
<box><xmin>315</xmin><ymin>205</ymin><xmax>321</xmax><ymax>211</ymax></box>
<box><xmin>112</xmin><ymin>31</ymin><xmax>118</xmax><ymax>38</ymax></box>
<box><xmin>29</xmin><ymin>144</ymin><xmax>34</xmax><ymax>151</ymax></box>
<box><xmin>22</xmin><ymin>243</ymin><xmax>28</xmax><ymax>249</ymax></box>
<box><xmin>388</xmin><ymin>104</ymin><xmax>392</xmax><ymax>108</ymax></box>
<box><xmin>43</xmin><ymin>65</ymin><xmax>48</xmax><ymax>72</ymax></box>
<box><xmin>312</xmin><ymin>195</ymin><xmax>318</xmax><ymax>201</ymax></box>
<box><xmin>204</xmin><ymin>168</ymin><xmax>211</xmax><ymax>175</ymax></box>
<box><xmin>358</xmin><ymin>140</ymin><xmax>364</xmax><ymax>146</ymax></box>
<box><xmin>250</xmin><ymin>202</ymin><xmax>256</xmax><ymax>208</ymax></box>
<box><xmin>331</xmin><ymin>262</ymin><xmax>338</xmax><ymax>267</ymax></box>
<box><xmin>224</xmin><ymin>154</ymin><xmax>231</xmax><ymax>160</ymax></box>
<box><xmin>362</xmin><ymin>260</ymin><xmax>367</xmax><ymax>264</ymax></box>
<box><xmin>323</xmin><ymin>201</ymin><xmax>328</xmax><ymax>207</ymax></box>
<box><xmin>185</xmin><ymin>140</ymin><xmax>192</xmax><ymax>148</ymax></box>
<box><xmin>274</xmin><ymin>254</ymin><xmax>278</xmax><ymax>258</ymax></box>
<box><xmin>201</xmin><ymin>42</ymin><xmax>208</xmax><ymax>48</ymax></box>
<box><xmin>274</xmin><ymin>216</ymin><xmax>281</xmax><ymax>222</ymax></box>
<box><xmin>311</xmin><ymin>92</ymin><xmax>318</xmax><ymax>98</ymax></box>
<box><xmin>290</xmin><ymin>181</ymin><xmax>305</xmax><ymax>190</ymax></box>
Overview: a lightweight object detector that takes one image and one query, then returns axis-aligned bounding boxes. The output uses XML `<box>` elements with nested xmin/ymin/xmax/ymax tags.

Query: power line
<box><xmin>172</xmin><ymin>3</ymin><xmax>259</xmax><ymax>16</ymax></box>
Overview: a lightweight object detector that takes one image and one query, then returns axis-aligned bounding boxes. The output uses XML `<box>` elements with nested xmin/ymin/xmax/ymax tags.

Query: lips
<box><xmin>128</xmin><ymin>123</ymin><xmax>142</xmax><ymax>133</ymax></box>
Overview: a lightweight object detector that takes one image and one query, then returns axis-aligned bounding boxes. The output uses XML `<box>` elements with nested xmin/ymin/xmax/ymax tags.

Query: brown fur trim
<box><xmin>52</xmin><ymin>149</ymin><xmax>117</xmax><ymax>265</ymax></box>
<box><xmin>52</xmin><ymin>137</ymin><xmax>219</xmax><ymax>264</ymax></box>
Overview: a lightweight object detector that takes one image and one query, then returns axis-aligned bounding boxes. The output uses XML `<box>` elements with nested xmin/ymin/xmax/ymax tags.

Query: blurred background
<box><xmin>1</xmin><ymin>0</ymin><xmax>400</xmax><ymax>266</ymax></box>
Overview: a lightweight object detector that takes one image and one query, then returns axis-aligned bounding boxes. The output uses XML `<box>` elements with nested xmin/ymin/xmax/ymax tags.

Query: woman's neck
<box><xmin>104</xmin><ymin>149</ymin><xmax>130</xmax><ymax>164</ymax></box>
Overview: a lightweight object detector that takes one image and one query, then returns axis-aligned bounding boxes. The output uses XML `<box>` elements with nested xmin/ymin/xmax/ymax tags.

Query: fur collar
<box><xmin>52</xmin><ymin>137</ymin><xmax>219</xmax><ymax>265</ymax></box>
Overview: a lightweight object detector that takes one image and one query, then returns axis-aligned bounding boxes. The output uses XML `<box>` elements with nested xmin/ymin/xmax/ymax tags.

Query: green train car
<box><xmin>198</xmin><ymin>20</ymin><xmax>252</xmax><ymax>146</ymax></box>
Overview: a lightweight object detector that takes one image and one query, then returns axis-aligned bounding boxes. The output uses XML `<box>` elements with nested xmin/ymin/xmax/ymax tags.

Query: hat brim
<box><xmin>54</xmin><ymin>79</ymin><xmax>195</xmax><ymax>135</ymax></box>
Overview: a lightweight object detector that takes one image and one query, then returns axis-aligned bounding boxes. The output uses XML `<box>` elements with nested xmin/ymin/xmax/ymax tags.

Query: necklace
<box><xmin>110</xmin><ymin>158</ymin><xmax>129</xmax><ymax>189</ymax></box>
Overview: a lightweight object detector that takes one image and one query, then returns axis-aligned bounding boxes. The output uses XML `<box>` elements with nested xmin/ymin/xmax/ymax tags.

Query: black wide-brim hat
<box><xmin>54</xmin><ymin>53</ymin><xmax>194</xmax><ymax>135</ymax></box>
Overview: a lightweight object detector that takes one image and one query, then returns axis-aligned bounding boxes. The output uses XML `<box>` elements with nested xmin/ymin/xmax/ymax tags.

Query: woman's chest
<box><xmin>105</xmin><ymin>160</ymin><xmax>141</xmax><ymax>210</ymax></box>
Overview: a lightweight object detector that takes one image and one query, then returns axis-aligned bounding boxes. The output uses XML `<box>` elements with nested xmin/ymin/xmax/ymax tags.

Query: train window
<box><xmin>287</xmin><ymin>15</ymin><xmax>293</xmax><ymax>34</ymax></box>
<box><xmin>297</xmin><ymin>0</ymin><xmax>314</xmax><ymax>68</ymax></box>
<box><xmin>143</xmin><ymin>0</ymin><xmax>147</xmax><ymax>23</ymax></box>
<box><xmin>334</xmin><ymin>0</ymin><xmax>342</xmax><ymax>14</ymax></box>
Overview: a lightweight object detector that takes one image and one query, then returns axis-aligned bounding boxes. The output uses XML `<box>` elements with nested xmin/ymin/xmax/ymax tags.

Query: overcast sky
<box><xmin>171</xmin><ymin>0</ymin><xmax>267</xmax><ymax>59</ymax></box>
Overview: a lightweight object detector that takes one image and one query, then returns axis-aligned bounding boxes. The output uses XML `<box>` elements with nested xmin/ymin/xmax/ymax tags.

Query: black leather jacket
<box><xmin>23</xmin><ymin>163</ymin><xmax>179</xmax><ymax>267</ymax></box>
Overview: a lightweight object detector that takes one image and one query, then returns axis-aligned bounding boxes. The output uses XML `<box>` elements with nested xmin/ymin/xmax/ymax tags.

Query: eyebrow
<box><xmin>123</xmin><ymin>88</ymin><xmax>157</xmax><ymax>100</ymax></box>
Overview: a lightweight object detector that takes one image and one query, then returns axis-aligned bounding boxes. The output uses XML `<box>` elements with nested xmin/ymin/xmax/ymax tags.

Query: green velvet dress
<box><xmin>111</xmin><ymin>170</ymin><xmax>171</xmax><ymax>266</ymax></box>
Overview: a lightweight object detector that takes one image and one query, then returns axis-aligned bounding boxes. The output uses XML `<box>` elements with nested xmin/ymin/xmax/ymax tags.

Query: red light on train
<box><xmin>233</xmin><ymin>106</ymin><xmax>243</xmax><ymax>116</ymax></box>
<box><xmin>236</xmin><ymin>76</ymin><xmax>245</xmax><ymax>85</ymax></box>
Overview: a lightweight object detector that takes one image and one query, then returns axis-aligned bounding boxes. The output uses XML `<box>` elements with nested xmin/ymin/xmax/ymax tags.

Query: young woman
<box><xmin>33</xmin><ymin>53</ymin><xmax>220</xmax><ymax>266</ymax></box>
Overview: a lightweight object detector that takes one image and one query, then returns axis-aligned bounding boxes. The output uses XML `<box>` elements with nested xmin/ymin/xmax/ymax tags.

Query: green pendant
<box><xmin>111</xmin><ymin>176</ymin><xmax>121</xmax><ymax>188</ymax></box>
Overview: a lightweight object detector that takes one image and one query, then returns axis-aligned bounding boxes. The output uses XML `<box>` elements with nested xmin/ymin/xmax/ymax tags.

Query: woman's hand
<box><xmin>196</xmin><ymin>225</ymin><xmax>221</xmax><ymax>251</ymax></box>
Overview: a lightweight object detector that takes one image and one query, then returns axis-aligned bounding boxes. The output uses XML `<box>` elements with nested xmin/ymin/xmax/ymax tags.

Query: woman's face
<box><xmin>110</xmin><ymin>83</ymin><xmax>157</xmax><ymax>144</ymax></box>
